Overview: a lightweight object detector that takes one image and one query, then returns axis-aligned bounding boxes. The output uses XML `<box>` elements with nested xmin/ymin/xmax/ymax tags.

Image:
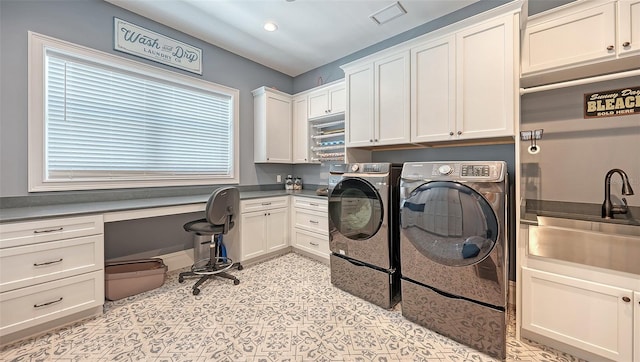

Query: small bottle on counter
<box><xmin>285</xmin><ymin>175</ymin><xmax>294</xmax><ymax>190</ymax></box>
<box><xmin>294</xmin><ymin>177</ymin><xmax>303</xmax><ymax>190</ymax></box>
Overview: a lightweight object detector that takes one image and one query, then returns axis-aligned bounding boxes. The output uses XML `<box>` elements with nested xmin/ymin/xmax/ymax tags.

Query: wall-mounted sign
<box><xmin>584</xmin><ymin>87</ymin><xmax>640</xmax><ymax>118</ymax></box>
<box><xmin>114</xmin><ymin>18</ymin><xmax>202</xmax><ymax>75</ymax></box>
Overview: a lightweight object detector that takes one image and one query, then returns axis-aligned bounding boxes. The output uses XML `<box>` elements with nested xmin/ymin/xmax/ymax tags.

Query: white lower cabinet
<box><xmin>290</xmin><ymin>196</ymin><xmax>329</xmax><ymax>262</ymax></box>
<box><xmin>522</xmin><ymin>267</ymin><xmax>634</xmax><ymax>361</ymax></box>
<box><xmin>239</xmin><ymin>197</ymin><xmax>289</xmax><ymax>262</ymax></box>
<box><xmin>0</xmin><ymin>214</ymin><xmax>104</xmax><ymax>341</ymax></box>
<box><xmin>635</xmin><ymin>291</ymin><xmax>640</xmax><ymax>362</ymax></box>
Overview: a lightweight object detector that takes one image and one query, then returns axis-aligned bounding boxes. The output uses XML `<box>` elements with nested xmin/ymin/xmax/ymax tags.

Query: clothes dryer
<box><xmin>399</xmin><ymin>161</ymin><xmax>508</xmax><ymax>360</ymax></box>
<box><xmin>328</xmin><ymin>163</ymin><xmax>401</xmax><ymax>309</ymax></box>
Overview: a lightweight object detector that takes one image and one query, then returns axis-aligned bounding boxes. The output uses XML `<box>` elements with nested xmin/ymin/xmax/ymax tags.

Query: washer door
<box><xmin>329</xmin><ymin>177</ymin><xmax>383</xmax><ymax>241</ymax></box>
<box><xmin>401</xmin><ymin>181</ymin><xmax>498</xmax><ymax>267</ymax></box>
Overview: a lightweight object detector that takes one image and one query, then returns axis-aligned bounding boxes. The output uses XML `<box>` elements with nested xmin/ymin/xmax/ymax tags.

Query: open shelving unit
<box><xmin>309</xmin><ymin>118</ymin><xmax>345</xmax><ymax>162</ymax></box>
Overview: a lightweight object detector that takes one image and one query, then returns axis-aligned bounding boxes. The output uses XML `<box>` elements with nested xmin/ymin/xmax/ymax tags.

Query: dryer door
<box><xmin>401</xmin><ymin>181</ymin><xmax>498</xmax><ymax>267</ymax></box>
<box><xmin>329</xmin><ymin>177</ymin><xmax>390</xmax><ymax>268</ymax></box>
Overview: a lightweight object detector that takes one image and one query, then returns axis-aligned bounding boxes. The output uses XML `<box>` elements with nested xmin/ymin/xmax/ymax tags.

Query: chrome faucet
<box><xmin>602</xmin><ymin>168</ymin><xmax>635</xmax><ymax>219</ymax></box>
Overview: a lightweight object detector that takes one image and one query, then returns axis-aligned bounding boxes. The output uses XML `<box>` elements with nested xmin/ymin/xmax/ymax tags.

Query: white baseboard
<box><xmin>157</xmin><ymin>249</ymin><xmax>195</xmax><ymax>272</ymax></box>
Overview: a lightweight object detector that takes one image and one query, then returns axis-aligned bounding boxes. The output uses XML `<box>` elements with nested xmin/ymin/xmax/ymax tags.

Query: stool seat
<box><xmin>183</xmin><ymin>219</ymin><xmax>235</xmax><ymax>235</ymax></box>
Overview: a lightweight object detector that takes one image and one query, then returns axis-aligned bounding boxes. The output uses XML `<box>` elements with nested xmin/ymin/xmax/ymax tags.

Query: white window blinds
<box><xmin>28</xmin><ymin>32</ymin><xmax>239</xmax><ymax>191</ymax></box>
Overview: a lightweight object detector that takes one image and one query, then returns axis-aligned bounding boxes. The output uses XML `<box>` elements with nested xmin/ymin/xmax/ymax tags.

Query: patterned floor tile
<box><xmin>1</xmin><ymin>253</ymin><xmax>589</xmax><ymax>362</ymax></box>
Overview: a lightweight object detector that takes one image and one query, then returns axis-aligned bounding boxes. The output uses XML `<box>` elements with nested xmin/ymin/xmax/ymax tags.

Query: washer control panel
<box><xmin>461</xmin><ymin>164</ymin><xmax>491</xmax><ymax>177</ymax></box>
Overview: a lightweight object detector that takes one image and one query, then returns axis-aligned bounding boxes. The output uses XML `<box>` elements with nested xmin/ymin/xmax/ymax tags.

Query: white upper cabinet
<box><xmin>344</xmin><ymin>63</ymin><xmax>374</xmax><ymax>147</ymax></box>
<box><xmin>252</xmin><ymin>87</ymin><xmax>292</xmax><ymax>163</ymax></box>
<box><xmin>411</xmin><ymin>36</ymin><xmax>457</xmax><ymax>143</ymax></box>
<box><xmin>375</xmin><ymin>51</ymin><xmax>411</xmax><ymax>146</ymax></box>
<box><xmin>344</xmin><ymin>50</ymin><xmax>410</xmax><ymax>147</ymax></box>
<box><xmin>292</xmin><ymin>95</ymin><xmax>309</xmax><ymax>163</ymax></box>
<box><xmin>619</xmin><ymin>0</ymin><xmax>640</xmax><ymax>57</ymax></box>
<box><xmin>307</xmin><ymin>83</ymin><xmax>346</xmax><ymax>120</ymax></box>
<box><xmin>456</xmin><ymin>14</ymin><xmax>515</xmax><ymax>140</ymax></box>
<box><xmin>412</xmin><ymin>13</ymin><xmax>516</xmax><ymax>142</ymax></box>
<box><xmin>522</xmin><ymin>0</ymin><xmax>639</xmax><ymax>77</ymax></box>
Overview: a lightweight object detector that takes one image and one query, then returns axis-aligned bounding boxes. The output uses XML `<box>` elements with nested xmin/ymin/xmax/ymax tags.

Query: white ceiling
<box><xmin>105</xmin><ymin>0</ymin><xmax>479</xmax><ymax>77</ymax></box>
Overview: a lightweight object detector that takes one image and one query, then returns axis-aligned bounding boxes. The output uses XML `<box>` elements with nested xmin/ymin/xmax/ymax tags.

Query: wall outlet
<box><xmin>276</xmin><ymin>174</ymin><xmax>282</xmax><ymax>183</ymax></box>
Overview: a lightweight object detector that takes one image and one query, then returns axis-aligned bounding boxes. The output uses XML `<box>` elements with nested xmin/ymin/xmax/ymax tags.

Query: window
<box><xmin>28</xmin><ymin>32</ymin><xmax>239</xmax><ymax>192</ymax></box>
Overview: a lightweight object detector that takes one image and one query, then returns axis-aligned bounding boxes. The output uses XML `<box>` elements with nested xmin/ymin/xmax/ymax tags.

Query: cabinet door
<box><xmin>327</xmin><ymin>83</ymin><xmax>346</xmax><ymax>115</ymax></box>
<box><xmin>411</xmin><ymin>36</ymin><xmax>456</xmax><ymax>142</ymax></box>
<box><xmin>308</xmin><ymin>90</ymin><xmax>329</xmax><ymax>119</ymax></box>
<box><xmin>618</xmin><ymin>0</ymin><xmax>640</xmax><ymax>57</ymax></box>
<box><xmin>635</xmin><ymin>291</ymin><xmax>640</xmax><ymax>362</ymax></box>
<box><xmin>522</xmin><ymin>268</ymin><xmax>633</xmax><ymax>362</ymax></box>
<box><xmin>456</xmin><ymin>14</ymin><xmax>515</xmax><ymax>140</ymax></box>
<box><xmin>265</xmin><ymin>207</ymin><xmax>288</xmax><ymax>252</ymax></box>
<box><xmin>345</xmin><ymin>64</ymin><xmax>374</xmax><ymax>147</ymax></box>
<box><xmin>374</xmin><ymin>50</ymin><xmax>411</xmax><ymax>146</ymax></box>
<box><xmin>292</xmin><ymin>96</ymin><xmax>309</xmax><ymax>163</ymax></box>
<box><xmin>240</xmin><ymin>211</ymin><xmax>267</xmax><ymax>260</ymax></box>
<box><xmin>522</xmin><ymin>2</ymin><xmax>616</xmax><ymax>75</ymax></box>
<box><xmin>265</xmin><ymin>92</ymin><xmax>292</xmax><ymax>162</ymax></box>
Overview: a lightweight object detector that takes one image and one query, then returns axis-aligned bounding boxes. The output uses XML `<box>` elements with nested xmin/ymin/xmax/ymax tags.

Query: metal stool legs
<box><xmin>178</xmin><ymin>235</ymin><xmax>242</xmax><ymax>295</ymax></box>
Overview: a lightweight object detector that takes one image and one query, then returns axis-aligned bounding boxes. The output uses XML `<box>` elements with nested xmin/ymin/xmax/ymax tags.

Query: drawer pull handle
<box><xmin>34</xmin><ymin>297</ymin><xmax>63</xmax><ymax>308</ymax></box>
<box><xmin>309</xmin><ymin>220</ymin><xmax>319</xmax><ymax>224</ymax></box>
<box><xmin>309</xmin><ymin>203</ymin><xmax>319</xmax><ymax>206</ymax></box>
<box><xmin>261</xmin><ymin>202</ymin><xmax>272</xmax><ymax>206</ymax></box>
<box><xmin>309</xmin><ymin>242</ymin><xmax>319</xmax><ymax>246</ymax></box>
<box><xmin>34</xmin><ymin>227</ymin><xmax>63</xmax><ymax>234</ymax></box>
<box><xmin>622</xmin><ymin>296</ymin><xmax>631</xmax><ymax>303</ymax></box>
<box><xmin>34</xmin><ymin>258</ymin><xmax>63</xmax><ymax>267</ymax></box>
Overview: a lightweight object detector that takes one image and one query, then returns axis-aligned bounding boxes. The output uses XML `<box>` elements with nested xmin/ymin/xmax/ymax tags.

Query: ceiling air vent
<box><xmin>370</xmin><ymin>1</ymin><xmax>407</xmax><ymax>25</ymax></box>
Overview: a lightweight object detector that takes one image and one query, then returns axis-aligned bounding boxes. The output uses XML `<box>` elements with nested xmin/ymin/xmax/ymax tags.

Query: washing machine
<box><xmin>399</xmin><ymin>161</ymin><xmax>508</xmax><ymax>360</ymax></box>
<box><xmin>328</xmin><ymin>163</ymin><xmax>401</xmax><ymax>309</ymax></box>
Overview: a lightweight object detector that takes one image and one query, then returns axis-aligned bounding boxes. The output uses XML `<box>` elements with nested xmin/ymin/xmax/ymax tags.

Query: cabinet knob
<box><xmin>374</xmin><ymin>138</ymin><xmax>378</xmax><ymax>142</ymax></box>
<box><xmin>449</xmin><ymin>132</ymin><xmax>454</xmax><ymax>136</ymax></box>
<box><xmin>457</xmin><ymin>131</ymin><xmax>462</xmax><ymax>135</ymax></box>
<box><xmin>369</xmin><ymin>139</ymin><xmax>373</xmax><ymax>142</ymax></box>
<box><xmin>607</xmin><ymin>45</ymin><xmax>614</xmax><ymax>51</ymax></box>
<box><xmin>622</xmin><ymin>41</ymin><xmax>631</xmax><ymax>47</ymax></box>
<box><xmin>622</xmin><ymin>296</ymin><xmax>631</xmax><ymax>303</ymax></box>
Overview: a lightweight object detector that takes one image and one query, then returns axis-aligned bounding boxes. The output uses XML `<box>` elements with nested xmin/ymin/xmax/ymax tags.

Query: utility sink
<box><xmin>528</xmin><ymin>216</ymin><xmax>640</xmax><ymax>275</ymax></box>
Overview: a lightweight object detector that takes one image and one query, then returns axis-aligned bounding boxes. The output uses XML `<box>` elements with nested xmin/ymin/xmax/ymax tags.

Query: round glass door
<box><xmin>401</xmin><ymin>181</ymin><xmax>498</xmax><ymax>267</ymax></box>
<box><xmin>329</xmin><ymin>178</ymin><xmax>383</xmax><ymax>240</ymax></box>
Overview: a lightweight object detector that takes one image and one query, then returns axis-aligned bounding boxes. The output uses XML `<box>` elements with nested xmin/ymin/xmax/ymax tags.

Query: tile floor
<box><xmin>1</xmin><ymin>253</ymin><xmax>587</xmax><ymax>361</ymax></box>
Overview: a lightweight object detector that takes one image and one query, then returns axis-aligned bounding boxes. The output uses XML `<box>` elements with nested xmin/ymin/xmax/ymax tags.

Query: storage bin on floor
<box><xmin>105</xmin><ymin>258</ymin><xmax>167</xmax><ymax>301</ymax></box>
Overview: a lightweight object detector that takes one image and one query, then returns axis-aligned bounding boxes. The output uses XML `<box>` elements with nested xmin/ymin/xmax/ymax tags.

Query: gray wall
<box><xmin>0</xmin><ymin>0</ymin><xmax>294</xmax><ymax>197</ymax></box>
<box><xmin>520</xmin><ymin>76</ymin><xmax>640</xmax><ymax>207</ymax></box>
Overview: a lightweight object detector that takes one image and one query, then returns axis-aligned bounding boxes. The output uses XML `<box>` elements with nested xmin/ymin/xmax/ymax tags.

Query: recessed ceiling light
<box><xmin>370</xmin><ymin>1</ymin><xmax>407</xmax><ymax>25</ymax></box>
<box><xmin>264</xmin><ymin>22</ymin><xmax>278</xmax><ymax>32</ymax></box>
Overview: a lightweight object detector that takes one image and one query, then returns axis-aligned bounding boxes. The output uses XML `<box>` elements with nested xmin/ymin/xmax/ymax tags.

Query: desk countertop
<box><xmin>0</xmin><ymin>189</ymin><xmax>325</xmax><ymax>223</ymax></box>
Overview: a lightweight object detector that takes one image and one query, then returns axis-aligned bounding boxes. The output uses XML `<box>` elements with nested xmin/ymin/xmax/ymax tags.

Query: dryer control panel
<box><xmin>401</xmin><ymin>161</ymin><xmax>505</xmax><ymax>182</ymax></box>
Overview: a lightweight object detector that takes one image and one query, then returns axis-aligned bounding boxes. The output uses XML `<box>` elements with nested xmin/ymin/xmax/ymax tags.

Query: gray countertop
<box><xmin>0</xmin><ymin>189</ymin><xmax>325</xmax><ymax>223</ymax></box>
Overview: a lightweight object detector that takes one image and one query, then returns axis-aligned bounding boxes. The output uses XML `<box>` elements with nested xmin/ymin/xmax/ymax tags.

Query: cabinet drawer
<box><xmin>0</xmin><ymin>214</ymin><xmax>104</xmax><ymax>249</ymax></box>
<box><xmin>293</xmin><ymin>208</ymin><xmax>328</xmax><ymax>235</ymax></box>
<box><xmin>292</xmin><ymin>229</ymin><xmax>329</xmax><ymax>259</ymax></box>
<box><xmin>0</xmin><ymin>234</ymin><xmax>104</xmax><ymax>292</ymax></box>
<box><xmin>293</xmin><ymin>196</ymin><xmax>327</xmax><ymax>212</ymax></box>
<box><xmin>0</xmin><ymin>270</ymin><xmax>104</xmax><ymax>336</ymax></box>
<box><xmin>241</xmin><ymin>196</ymin><xmax>289</xmax><ymax>213</ymax></box>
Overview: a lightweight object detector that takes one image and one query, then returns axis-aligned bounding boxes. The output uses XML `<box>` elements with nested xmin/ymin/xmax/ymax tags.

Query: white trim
<box><xmin>28</xmin><ymin>31</ymin><xmax>240</xmax><ymax>192</ymax></box>
<box><xmin>520</xmin><ymin>68</ymin><xmax>640</xmax><ymax>94</ymax></box>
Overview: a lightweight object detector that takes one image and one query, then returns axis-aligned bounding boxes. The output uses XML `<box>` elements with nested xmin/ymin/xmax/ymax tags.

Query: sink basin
<box><xmin>537</xmin><ymin>216</ymin><xmax>640</xmax><ymax>237</ymax></box>
<box><xmin>529</xmin><ymin>216</ymin><xmax>640</xmax><ymax>275</ymax></box>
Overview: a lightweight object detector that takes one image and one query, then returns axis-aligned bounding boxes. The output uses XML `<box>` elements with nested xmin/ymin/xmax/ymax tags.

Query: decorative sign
<box><xmin>114</xmin><ymin>18</ymin><xmax>202</xmax><ymax>75</ymax></box>
<box><xmin>584</xmin><ymin>87</ymin><xmax>640</xmax><ymax>118</ymax></box>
